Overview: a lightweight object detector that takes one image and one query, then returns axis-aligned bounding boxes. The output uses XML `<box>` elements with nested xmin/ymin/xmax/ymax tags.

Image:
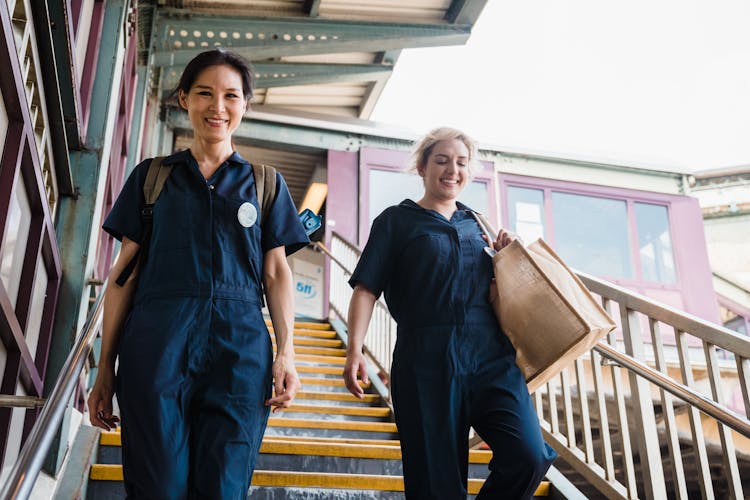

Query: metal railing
<box><xmin>322</xmin><ymin>231</ymin><xmax>750</xmax><ymax>500</ymax></box>
<box><xmin>0</xmin><ymin>280</ymin><xmax>106</xmax><ymax>500</ymax></box>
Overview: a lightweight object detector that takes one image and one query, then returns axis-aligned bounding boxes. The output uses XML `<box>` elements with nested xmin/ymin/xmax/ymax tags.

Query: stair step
<box><xmin>296</xmin><ymin>365</ymin><xmax>343</xmax><ymax>375</ymax></box>
<box><xmin>299</xmin><ymin>376</ymin><xmax>369</xmax><ymax>388</ymax></box>
<box><xmin>272</xmin><ymin>337</ymin><xmax>343</xmax><ymax>348</ymax></box>
<box><xmin>258</xmin><ymin>440</ymin><xmax>491</xmax><ymax>463</ymax></box>
<box><xmin>282</xmin><ymin>404</ymin><xmax>391</xmax><ymax>418</ymax></box>
<box><xmin>262</xmin><ymin>436</ymin><xmax>400</xmax><ymax>447</ymax></box>
<box><xmin>295</xmin><ymin>391</ymin><xmax>380</xmax><ymax>403</ymax></box>
<box><xmin>267</xmin><ymin>418</ymin><xmax>397</xmax><ymax>434</ymax></box>
<box><xmin>275</xmin><ymin>346</ymin><xmax>347</xmax><ymax>357</ymax></box>
<box><xmin>267</xmin><ymin>320</ymin><xmax>331</xmax><ymax>331</ymax></box>
<box><xmin>295</xmin><ymin>354</ymin><xmax>347</xmax><ymax>365</ymax></box>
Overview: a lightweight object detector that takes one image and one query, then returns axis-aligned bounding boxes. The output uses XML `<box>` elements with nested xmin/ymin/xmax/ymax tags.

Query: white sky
<box><xmin>371</xmin><ymin>0</ymin><xmax>750</xmax><ymax>172</ymax></box>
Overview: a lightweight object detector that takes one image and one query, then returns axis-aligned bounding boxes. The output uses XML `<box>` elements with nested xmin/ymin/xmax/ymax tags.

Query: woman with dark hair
<box><xmin>87</xmin><ymin>49</ymin><xmax>308</xmax><ymax>498</ymax></box>
<box><xmin>344</xmin><ymin>127</ymin><xmax>556</xmax><ymax>499</ymax></box>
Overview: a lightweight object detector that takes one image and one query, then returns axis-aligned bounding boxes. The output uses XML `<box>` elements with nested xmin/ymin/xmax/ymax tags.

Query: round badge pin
<box><xmin>237</xmin><ymin>202</ymin><xmax>257</xmax><ymax>228</ymax></box>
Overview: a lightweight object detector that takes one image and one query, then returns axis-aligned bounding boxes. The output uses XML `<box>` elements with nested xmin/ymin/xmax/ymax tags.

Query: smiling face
<box><xmin>417</xmin><ymin>138</ymin><xmax>471</xmax><ymax>203</ymax></box>
<box><xmin>178</xmin><ymin>64</ymin><xmax>248</xmax><ymax>148</ymax></box>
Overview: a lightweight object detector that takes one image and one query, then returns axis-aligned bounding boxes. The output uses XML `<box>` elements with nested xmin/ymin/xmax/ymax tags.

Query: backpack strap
<box><xmin>115</xmin><ymin>156</ymin><xmax>170</xmax><ymax>287</ymax></box>
<box><xmin>252</xmin><ymin>163</ymin><xmax>277</xmax><ymax>225</ymax></box>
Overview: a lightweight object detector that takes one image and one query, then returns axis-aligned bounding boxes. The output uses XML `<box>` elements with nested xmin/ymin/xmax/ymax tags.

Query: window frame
<box><xmin>500</xmin><ymin>173</ymin><xmax>682</xmax><ymax>290</ymax></box>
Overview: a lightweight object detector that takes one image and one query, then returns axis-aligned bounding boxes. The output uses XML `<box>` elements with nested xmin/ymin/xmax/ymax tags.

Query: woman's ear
<box><xmin>416</xmin><ymin>163</ymin><xmax>425</xmax><ymax>177</ymax></box>
<box><xmin>178</xmin><ymin>90</ymin><xmax>188</xmax><ymax>110</ymax></box>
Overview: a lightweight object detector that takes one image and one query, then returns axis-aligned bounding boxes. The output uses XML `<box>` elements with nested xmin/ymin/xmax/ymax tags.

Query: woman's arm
<box><xmin>263</xmin><ymin>246</ymin><xmax>301</xmax><ymax>412</ymax></box>
<box><xmin>343</xmin><ymin>285</ymin><xmax>377</xmax><ymax>399</ymax></box>
<box><xmin>87</xmin><ymin>237</ymin><xmax>140</xmax><ymax>430</ymax></box>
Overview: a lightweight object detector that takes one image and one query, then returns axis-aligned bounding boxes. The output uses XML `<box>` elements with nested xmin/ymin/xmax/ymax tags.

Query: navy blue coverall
<box><xmin>103</xmin><ymin>149</ymin><xmax>308</xmax><ymax>499</ymax></box>
<box><xmin>349</xmin><ymin>200</ymin><xmax>557</xmax><ymax>499</ymax></box>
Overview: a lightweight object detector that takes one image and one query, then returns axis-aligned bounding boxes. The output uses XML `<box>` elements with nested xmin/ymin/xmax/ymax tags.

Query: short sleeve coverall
<box><xmin>103</xmin><ymin>149</ymin><xmax>309</xmax><ymax>499</ymax></box>
<box><xmin>349</xmin><ymin>199</ymin><xmax>556</xmax><ymax>499</ymax></box>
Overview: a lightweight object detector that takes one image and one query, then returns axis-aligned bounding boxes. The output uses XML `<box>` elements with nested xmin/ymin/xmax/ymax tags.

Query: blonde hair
<box><xmin>408</xmin><ymin>126</ymin><xmax>479</xmax><ymax>178</ymax></box>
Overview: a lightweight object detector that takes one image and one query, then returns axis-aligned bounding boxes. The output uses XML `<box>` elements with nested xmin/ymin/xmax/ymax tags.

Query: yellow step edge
<box><xmin>259</xmin><ymin>440</ymin><xmax>492</xmax><ymax>464</ymax></box>
<box><xmin>295</xmin><ymin>391</ymin><xmax>379</xmax><ymax>403</ymax></box>
<box><xmin>296</xmin><ymin>365</ymin><xmax>342</xmax><ymax>375</ymax></box>
<box><xmin>100</xmin><ymin>433</ymin><xmax>490</xmax><ymax>464</ymax></box>
<box><xmin>267</xmin><ymin>417</ymin><xmax>397</xmax><ymax>433</ymax></box>
<box><xmin>275</xmin><ymin>346</ymin><xmax>346</xmax><ymax>357</ymax></box>
<box><xmin>267</xmin><ymin>320</ymin><xmax>331</xmax><ymax>331</ymax></box>
<box><xmin>270</xmin><ymin>329</ymin><xmax>337</xmax><ymax>339</ymax></box>
<box><xmin>89</xmin><ymin>467</ymin><xmax>549</xmax><ymax>496</ymax></box>
<box><xmin>260</xmin><ymin>440</ymin><xmax>402</xmax><ymax>460</ymax></box>
<box><xmin>295</xmin><ymin>354</ymin><xmax>347</xmax><ymax>365</ymax></box>
<box><xmin>273</xmin><ymin>337</ymin><xmax>343</xmax><ymax>348</ymax></box>
<box><xmin>100</xmin><ymin>433</ymin><xmax>398</xmax><ymax>449</ymax></box>
<box><xmin>300</xmin><ymin>376</ymin><xmax>369</xmax><ymax>388</ymax></box>
<box><xmin>284</xmin><ymin>404</ymin><xmax>391</xmax><ymax>418</ymax></box>
<box><xmin>262</xmin><ymin>435</ymin><xmax>400</xmax><ymax>447</ymax></box>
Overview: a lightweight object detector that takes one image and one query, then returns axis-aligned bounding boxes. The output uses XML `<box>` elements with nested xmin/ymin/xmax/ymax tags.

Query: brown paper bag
<box><xmin>491</xmin><ymin>239</ymin><xmax>616</xmax><ymax>392</ymax></box>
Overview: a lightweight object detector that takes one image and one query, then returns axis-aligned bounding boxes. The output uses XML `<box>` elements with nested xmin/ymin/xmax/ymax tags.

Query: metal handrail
<box><xmin>0</xmin><ymin>280</ymin><xmax>107</xmax><ymax>500</ymax></box>
<box><xmin>322</xmin><ymin>231</ymin><xmax>750</xmax><ymax>439</ymax></box>
<box><xmin>594</xmin><ymin>342</ymin><xmax>750</xmax><ymax>438</ymax></box>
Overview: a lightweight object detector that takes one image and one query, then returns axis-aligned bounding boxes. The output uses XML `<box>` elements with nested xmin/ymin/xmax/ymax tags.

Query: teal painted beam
<box><xmin>160</xmin><ymin>62</ymin><xmax>392</xmax><ymax>94</ymax></box>
<box><xmin>166</xmin><ymin>108</ymin><xmax>358</xmax><ymax>152</ymax></box>
<box><xmin>45</xmin><ymin>0</ymin><xmax>128</xmax><ymax>476</ymax></box>
<box><xmin>152</xmin><ymin>16</ymin><xmax>470</xmax><ymax>67</ymax></box>
<box><xmin>445</xmin><ymin>0</ymin><xmax>489</xmax><ymax>24</ymax></box>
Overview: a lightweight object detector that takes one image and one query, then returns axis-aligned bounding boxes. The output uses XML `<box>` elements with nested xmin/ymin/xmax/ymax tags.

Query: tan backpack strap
<box><xmin>143</xmin><ymin>156</ymin><xmax>170</xmax><ymax>205</ymax></box>
<box><xmin>252</xmin><ymin>163</ymin><xmax>277</xmax><ymax>225</ymax></box>
<box><xmin>470</xmin><ymin>210</ymin><xmax>498</xmax><ymax>241</ymax></box>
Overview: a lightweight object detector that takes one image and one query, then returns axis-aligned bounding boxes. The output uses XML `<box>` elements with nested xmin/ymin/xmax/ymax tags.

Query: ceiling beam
<box><xmin>167</xmin><ymin>107</ymin><xmax>361</xmax><ymax>152</ymax></box>
<box><xmin>445</xmin><ymin>0</ymin><xmax>489</xmax><ymax>25</ymax></box>
<box><xmin>151</xmin><ymin>15</ymin><xmax>470</xmax><ymax>67</ymax></box>
<box><xmin>160</xmin><ymin>62</ymin><xmax>392</xmax><ymax>95</ymax></box>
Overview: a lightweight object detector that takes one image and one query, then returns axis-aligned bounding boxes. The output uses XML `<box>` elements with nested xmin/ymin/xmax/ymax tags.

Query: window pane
<box><xmin>635</xmin><ymin>202</ymin><xmax>676</xmax><ymax>284</ymax></box>
<box><xmin>26</xmin><ymin>260</ymin><xmax>48</xmax><ymax>361</ymax></box>
<box><xmin>369</xmin><ymin>170</ymin><xmax>423</xmax><ymax>226</ymax></box>
<box><xmin>552</xmin><ymin>192</ymin><xmax>633</xmax><ymax>279</ymax></box>
<box><xmin>368</xmin><ymin>169</ymin><xmax>488</xmax><ymax>225</ymax></box>
<box><xmin>507</xmin><ymin>186</ymin><xmax>545</xmax><ymax>243</ymax></box>
<box><xmin>1</xmin><ymin>178</ymin><xmax>31</xmax><ymax>307</ymax></box>
<box><xmin>458</xmin><ymin>181</ymin><xmax>489</xmax><ymax>215</ymax></box>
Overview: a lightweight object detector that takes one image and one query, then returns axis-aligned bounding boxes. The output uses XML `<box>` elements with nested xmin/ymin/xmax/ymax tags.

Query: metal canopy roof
<box><xmin>146</xmin><ymin>0</ymin><xmax>488</xmax><ymax>119</ymax></box>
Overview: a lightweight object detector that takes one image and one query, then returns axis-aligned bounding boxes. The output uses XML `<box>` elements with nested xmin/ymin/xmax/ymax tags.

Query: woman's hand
<box><xmin>343</xmin><ymin>349</ymin><xmax>369</xmax><ymax>399</ymax></box>
<box><xmin>87</xmin><ymin>368</ymin><xmax>120</xmax><ymax>430</ymax></box>
<box><xmin>492</xmin><ymin>228</ymin><xmax>518</xmax><ymax>252</ymax></box>
<box><xmin>266</xmin><ymin>353</ymin><xmax>301</xmax><ymax>413</ymax></box>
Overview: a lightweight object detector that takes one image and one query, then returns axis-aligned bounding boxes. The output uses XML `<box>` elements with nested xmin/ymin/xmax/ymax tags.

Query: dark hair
<box><xmin>172</xmin><ymin>49</ymin><xmax>254</xmax><ymax>100</ymax></box>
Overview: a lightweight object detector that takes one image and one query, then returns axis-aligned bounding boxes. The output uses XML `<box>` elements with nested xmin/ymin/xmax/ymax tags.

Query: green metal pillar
<box><xmin>44</xmin><ymin>0</ymin><xmax>129</xmax><ymax>475</ymax></box>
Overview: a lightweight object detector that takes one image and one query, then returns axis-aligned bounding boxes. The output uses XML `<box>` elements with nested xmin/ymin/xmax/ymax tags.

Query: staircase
<box><xmin>85</xmin><ymin>321</ymin><xmax>553</xmax><ymax>498</ymax></box>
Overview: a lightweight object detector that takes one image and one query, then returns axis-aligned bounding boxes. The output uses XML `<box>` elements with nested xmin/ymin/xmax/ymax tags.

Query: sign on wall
<box><xmin>289</xmin><ymin>246</ymin><xmax>325</xmax><ymax>320</ymax></box>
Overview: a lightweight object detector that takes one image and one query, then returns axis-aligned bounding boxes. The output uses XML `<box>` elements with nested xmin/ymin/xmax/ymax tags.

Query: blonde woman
<box><xmin>344</xmin><ymin>127</ymin><xmax>556</xmax><ymax>499</ymax></box>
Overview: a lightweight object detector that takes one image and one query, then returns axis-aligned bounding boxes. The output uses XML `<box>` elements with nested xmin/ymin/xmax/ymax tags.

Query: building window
<box><xmin>504</xmin><ymin>180</ymin><xmax>681</xmax><ymax>286</ymax></box>
<box><xmin>552</xmin><ymin>192</ymin><xmax>633</xmax><ymax>279</ymax></box>
<box><xmin>507</xmin><ymin>186</ymin><xmax>545</xmax><ymax>243</ymax></box>
<box><xmin>635</xmin><ymin>202</ymin><xmax>676</xmax><ymax>284</ymax></box>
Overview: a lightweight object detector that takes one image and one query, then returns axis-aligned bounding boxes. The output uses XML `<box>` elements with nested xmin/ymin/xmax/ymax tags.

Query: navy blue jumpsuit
<box><xmin>103</xmin><ymin>149</ymin><xmax>309</xmax><ymax>499</ymax></box>
<box><xmin>349</xmin><ymin>200</ymin><xmax>556</xmax><ymax>499</ymax></box>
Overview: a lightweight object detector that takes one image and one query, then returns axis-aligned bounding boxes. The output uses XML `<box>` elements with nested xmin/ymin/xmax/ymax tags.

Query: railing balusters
<box><xmin>574</xmin><ymin>357</ymin><xmax>595</xmax><ymax>463</ymax></box>
<box><xmin>591</xmin><ymin>349</ymin><xmax>617</xmax><ymax>481</ymax></box>
<box><xmin>676</xmin><ymin>329</ymin><xmax>715</xmax><ymax>500</ymax></box>
<box><xmin>619</xmin><ymin>307</ymin><xmax>666</xmax><ymax>499</ymax></box>
<box><xmin>737</xmin><ymin>357</ymin><xmax>750</xmax><ymax>419</ymax></box>
<box><xmin>703</xmin><ymin>341</ymin><xmax>743</xmax><ymax>499</ymax></box>
<box><xmin>548</xmin><ymin>378</ymin><xmax>560</xmax><ymax>437</ymax></box>
<box><xmin>649</xmin><ymin>319</ymin><xmax>689</xmax><ymax>500</ymax></box>
<box><xmin>560</xmin><ymin>367</ymin><xmax>576</xmax><ymax>449</ymax></box>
